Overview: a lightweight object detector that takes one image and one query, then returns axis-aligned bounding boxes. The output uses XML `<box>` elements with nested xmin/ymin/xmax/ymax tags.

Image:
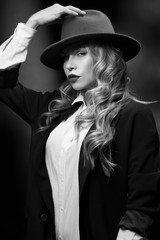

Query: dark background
<box><xmin>0</xmin><ymin>0</ymin><xmax>160</xmax><ymax>239</ymax></box>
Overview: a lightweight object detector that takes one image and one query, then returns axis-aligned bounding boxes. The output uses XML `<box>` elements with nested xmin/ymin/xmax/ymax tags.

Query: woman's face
<box><xmin>62</xmin><ymin>45</ymin><xmax>96</xmax><ymax>92</ymax></box>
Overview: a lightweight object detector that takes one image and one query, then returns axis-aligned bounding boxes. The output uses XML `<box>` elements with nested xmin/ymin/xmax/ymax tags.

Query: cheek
<box><xmin>85</xmin><ymin>63</ymin><xmax>95</xmax><ymax>81</ymax></box>
<box><xmin>82</xmin><ymin>72</ymin><xmax>95</xmax><ymax>89</ymax></box>
<box><xmin>63</xmin><ymin>62</ymin><xmax>67</xmax><ymax>75</ymax></box>
<box><xmin>83</xmin><ymin>59</ymin><xmax>94</xmax><ymax>74</ymax></box>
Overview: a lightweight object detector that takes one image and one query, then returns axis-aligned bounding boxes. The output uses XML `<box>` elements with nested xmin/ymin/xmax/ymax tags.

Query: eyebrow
<box><xmin>61</xmin><ymin>47</ymin><xmax>87</xmax><ymax>56</ymax></box>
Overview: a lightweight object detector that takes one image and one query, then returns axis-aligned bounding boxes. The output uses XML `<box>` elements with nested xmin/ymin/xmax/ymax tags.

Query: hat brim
<box><xmin>40</xmin><ymin>33</ymin><xmax>141</xmax><ymax>70</ymax></box>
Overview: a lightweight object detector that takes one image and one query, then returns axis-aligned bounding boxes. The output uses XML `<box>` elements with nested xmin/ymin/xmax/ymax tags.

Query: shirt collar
<box><xmin>72</xmin><ymin>93</ymin><xmax>85</xmax><ymax>106</ymax></box>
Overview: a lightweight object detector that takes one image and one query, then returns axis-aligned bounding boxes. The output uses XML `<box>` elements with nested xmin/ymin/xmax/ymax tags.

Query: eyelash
<box><xmin>77</xmin><ymin>51</ymin><xmax>86</xmax><ymax>56</ymax></box>
<box><xmin>62</xmin><ymin>50</ymin><xmax>87</xmax><ymax>61</ymax></box>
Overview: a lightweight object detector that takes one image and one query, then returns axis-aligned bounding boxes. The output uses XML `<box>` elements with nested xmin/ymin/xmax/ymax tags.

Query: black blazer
<box><xmin>0</xmin><ymin>68</ymin><xmax>160</xmax><ymax>240</ymax></box>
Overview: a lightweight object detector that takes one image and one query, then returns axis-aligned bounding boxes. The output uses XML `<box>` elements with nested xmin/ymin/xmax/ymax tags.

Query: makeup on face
<box><xmin>62</xmin><ymin>45</ymin><xmax>96</xmax><ymax>91</ymax></box>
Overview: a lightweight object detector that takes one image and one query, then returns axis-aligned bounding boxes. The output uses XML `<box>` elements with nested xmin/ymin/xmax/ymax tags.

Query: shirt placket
<box><xmin>58</xmin><ymin>147</ymin><xmax>65</xmax><ymax>240</ymax></box>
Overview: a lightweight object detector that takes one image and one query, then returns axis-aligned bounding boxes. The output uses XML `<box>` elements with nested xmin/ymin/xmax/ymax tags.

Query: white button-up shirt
<box><xmin>45</xmin><ymin>95</ymin><xmax>91</xmax><ymax>240</ymax></box>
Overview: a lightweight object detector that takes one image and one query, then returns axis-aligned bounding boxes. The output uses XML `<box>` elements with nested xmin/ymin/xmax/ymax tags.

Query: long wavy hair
<box><xmin>38</xmin><ymin>41</ymin><xmax>138</xmax><ymax>176</ymax></box>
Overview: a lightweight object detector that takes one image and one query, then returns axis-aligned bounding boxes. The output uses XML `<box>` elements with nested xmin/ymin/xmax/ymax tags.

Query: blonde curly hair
<box><xmin>38</xmin><ymin>41</ymin><xmax>137</xmax><ymax>176</ymax></box>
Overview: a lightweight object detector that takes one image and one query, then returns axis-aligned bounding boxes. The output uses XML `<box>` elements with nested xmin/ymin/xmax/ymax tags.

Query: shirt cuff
<box><xmin>0</xmin><ymin>23</ymin><xmax>37</xmax><ymax>69</ymax></box>
<box><xmin>117</xmin><ymin>228</ymin><xmax>146</xmax><ymax>240</ymax></box>
<box><xmin>13</xmin><ymin>22</ymin><xmax>37</xmax><ymax>46</ymax></box>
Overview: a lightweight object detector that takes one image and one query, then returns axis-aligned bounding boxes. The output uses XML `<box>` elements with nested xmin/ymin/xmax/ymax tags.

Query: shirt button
<box><xmin>60</xmin><ymin>207</ymin><xmax>64</xmax><ymax>212</ymax></box>
<box><xmin>40</xmin><ymin>213</ymin><xmax>47</xmax><ymax>221</ymax></box>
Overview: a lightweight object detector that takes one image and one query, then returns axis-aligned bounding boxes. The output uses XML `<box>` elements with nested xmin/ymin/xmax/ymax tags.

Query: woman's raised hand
<box><xmin>26</xmin><ymin>3</ymin><xmax>86</xmax><ymax>29</ymax></box>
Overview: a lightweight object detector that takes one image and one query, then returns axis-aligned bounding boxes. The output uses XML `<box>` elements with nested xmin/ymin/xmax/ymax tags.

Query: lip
<box><xmin>68</xmin><ymin>74</ymin><xmax>80</xmax><ymax>83</ymax></box>
<box><xmin>69</xmin><ymin>77</ymin><xmax>80</xmax><ymax>83</ymax></box>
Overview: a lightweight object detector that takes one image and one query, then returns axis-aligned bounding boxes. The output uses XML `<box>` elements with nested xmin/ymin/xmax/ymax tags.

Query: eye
<box><xmin>77</xmin><ymin>50</ymin><xmax>87</xmax><ymax>56</ymax></box>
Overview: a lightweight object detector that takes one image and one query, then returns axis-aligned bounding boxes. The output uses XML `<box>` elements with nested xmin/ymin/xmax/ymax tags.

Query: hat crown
<box><xmin>40</xmin><ymin>9</ymin><xmax>141</xmax><ymax>69</ymax></box>
<box><xmin>61</xmin><ymin>10</ymin><xmax>115</xmax><ymax>40</ymax></box>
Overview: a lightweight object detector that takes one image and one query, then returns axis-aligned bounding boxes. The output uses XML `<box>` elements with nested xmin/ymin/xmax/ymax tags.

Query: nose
<box><xmin>65</xmin><ymin>56</ymin><xmax>77</xmax><ymax>71</ymax></box>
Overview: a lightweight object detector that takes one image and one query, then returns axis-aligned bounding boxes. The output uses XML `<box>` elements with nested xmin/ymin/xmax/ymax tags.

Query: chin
<box><xmin>71</xmin><ymin>85</ymin><xmax>85</xmax><ymax>91</ymax></box>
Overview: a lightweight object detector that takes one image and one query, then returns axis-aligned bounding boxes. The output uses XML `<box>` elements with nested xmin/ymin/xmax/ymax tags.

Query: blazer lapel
<box><xmin>35</xmin><ymin>101</ymin><xmax>83</xmax><ymax>214</ymax></box>
<box><xmin>78</xmin><ymin>110</ymin><xmax>122</xmax><ymax>198</ymax></box>
<box><xmin>79</xmin><ymin>148</ymin><xmax>91</xmax><ymax>197</ymax></box>
<box><xmin>78</xmin><ymin>124</ymin><xmax>95</xmax><ymax>197</ymax></box>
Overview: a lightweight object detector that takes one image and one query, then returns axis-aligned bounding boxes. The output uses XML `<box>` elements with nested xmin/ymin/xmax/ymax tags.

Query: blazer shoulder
<box><xmin>117</xmin><ymin>100</ymin><xmax>157</xmax><ymax>131</ymax></box>
<box><xmin>115</xmin><ymin>100</ymin><xmax>159</xmax><ymax>147</ymax></box>
<box><xmin>121</xmin><ymin>100</ymin><xmax>154</xmax><ymax>118</ymax></box>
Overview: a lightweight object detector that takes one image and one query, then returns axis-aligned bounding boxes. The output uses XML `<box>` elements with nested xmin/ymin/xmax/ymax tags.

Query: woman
<box><xmin>0</xmin><ymin>3</ymin><xmax>159</xmax><ymax>240</ymax></box>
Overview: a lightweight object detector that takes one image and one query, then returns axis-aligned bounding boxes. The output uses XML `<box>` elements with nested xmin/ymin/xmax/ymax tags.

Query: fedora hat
<box><xmin>40</xmin><ymin>10</ymin><xmax>141</xmax><ymax>69</ymax></box>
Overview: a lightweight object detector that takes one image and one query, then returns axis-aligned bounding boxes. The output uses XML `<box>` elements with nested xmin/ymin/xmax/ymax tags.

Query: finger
<box><xmin>65</xmin><ymin>5</ymin><xmax>86</xmax><ymax>15</ymax></box>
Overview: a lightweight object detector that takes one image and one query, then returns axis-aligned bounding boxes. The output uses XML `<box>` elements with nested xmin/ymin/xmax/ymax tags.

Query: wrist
<box><xmin>26</xmin><ymin>16</ymin><xmax>39</xmax><ymax>29</ymax></box>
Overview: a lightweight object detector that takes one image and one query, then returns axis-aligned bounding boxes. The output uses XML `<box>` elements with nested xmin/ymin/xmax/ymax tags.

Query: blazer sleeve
<box><xmin>117</xmin><ymin>101</ymin><xmax>160</xmax><ymax>237</ymax></box>
<box><xmin>0</xmin><ymin>67</ymin><xmax>59</xmax><ymax>125</ymax></box>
